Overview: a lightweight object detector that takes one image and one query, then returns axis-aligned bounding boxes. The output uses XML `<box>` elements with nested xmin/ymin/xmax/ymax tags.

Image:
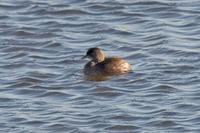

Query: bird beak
<box><xmin>81</xmin><ymin>55</ymin><xmax>88</xmax><ymax>59</ymax></box>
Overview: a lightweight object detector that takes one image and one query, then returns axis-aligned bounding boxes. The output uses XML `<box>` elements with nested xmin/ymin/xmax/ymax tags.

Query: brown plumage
<box><xmin>82</xmin><ymin>47</ymin><xmax>132</xmax><ymax>80</ymax></box>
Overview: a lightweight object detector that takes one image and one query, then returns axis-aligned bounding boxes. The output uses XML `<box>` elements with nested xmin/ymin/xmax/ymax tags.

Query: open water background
<box><xmin>0</xmin><ymin>0</ymin><xmax>200</xmax><ymax>132</ymax></box>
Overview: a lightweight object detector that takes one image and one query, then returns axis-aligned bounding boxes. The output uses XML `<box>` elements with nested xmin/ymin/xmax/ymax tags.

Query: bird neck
<box><xmin>94</xmin><ymin>55</ymin><xmax>105</xmax><ymax>63</ymax></box>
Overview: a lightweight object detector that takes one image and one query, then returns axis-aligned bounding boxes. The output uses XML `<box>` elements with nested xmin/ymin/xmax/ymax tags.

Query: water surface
<box><xmin>0</xmin><ymin>0</ymin><xmax>200</xmax><ymax>132</ymax></box>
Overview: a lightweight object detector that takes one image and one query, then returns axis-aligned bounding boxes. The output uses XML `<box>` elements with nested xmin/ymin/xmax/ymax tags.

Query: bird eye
<box><xmin>87</xmin><ymin>50</ymin><xmax>93</xmax><ymax>55</ymax></box>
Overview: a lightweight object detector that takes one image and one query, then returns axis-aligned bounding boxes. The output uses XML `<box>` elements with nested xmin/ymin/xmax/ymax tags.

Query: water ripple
<box><xmin>0</xmin><ymin>0</ymin><xmax>200</xmax><ymax>132</ymax></box>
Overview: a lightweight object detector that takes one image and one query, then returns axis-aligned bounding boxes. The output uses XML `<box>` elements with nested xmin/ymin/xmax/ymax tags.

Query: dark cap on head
<box><xmin>83</xmin><ymin>47</ymin><xmax>105</xmax><ymax>62</ymax></box>
<box><xmin>86</xmin><ymin>47</ymin><xmax>101</xmax><ymax>56</ymax></box>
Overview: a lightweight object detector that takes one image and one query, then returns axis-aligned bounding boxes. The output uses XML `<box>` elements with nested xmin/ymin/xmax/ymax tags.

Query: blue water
<box><xmin>0</xmin><ymin>0</ymin><xmax>200</xmax><ymax>132</ymax></box>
